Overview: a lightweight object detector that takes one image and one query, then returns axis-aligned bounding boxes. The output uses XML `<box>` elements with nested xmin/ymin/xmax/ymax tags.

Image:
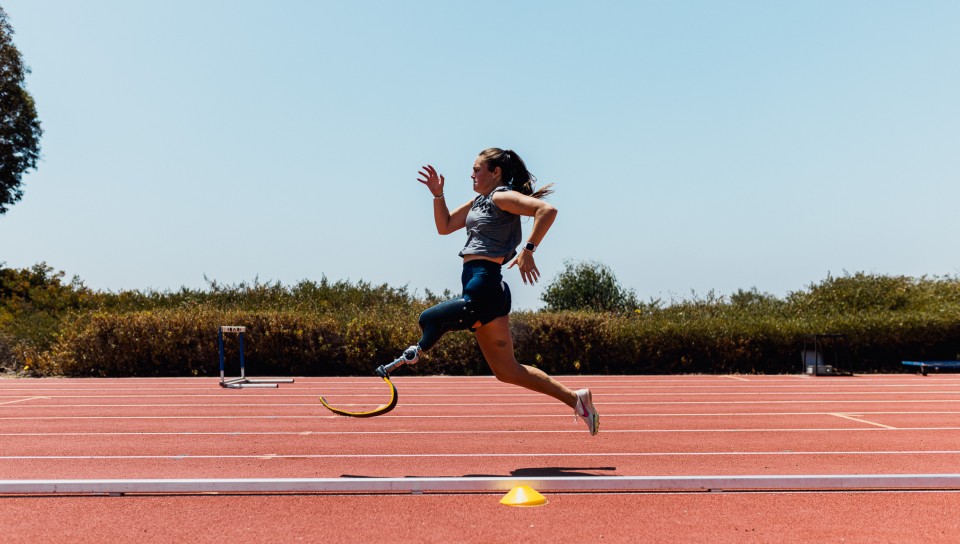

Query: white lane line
<box><xmin>830</xmin><ymin>413</ymin><xmax>897</xmax><ymax>429</ymax></box>
<box><xmin>6</xmin><ymin>410</ymin><xmax>960</xmax><ymax>421</ymax></box>
<box><xmin>0</xmin><ymin>384</ymin><xmax>960</xmax><ymax>399</ymax></box>
<box><xmin>6</xmin><ymin>383</ymin><xmax>960</xmax><ymax>393</ymax></box>
<box><xmin>0</xmin><ymin>397</ymin><xmax>49</xmax><ymax>406</ymax></box>
<box><xmin>0</xmin><ymin>373</ymin><xmax>948</xmax><ymax>379</ymax></box>
<box><xmin>5</xmin><ymin>389</ymin><xmax>960</xmax><ymax>400</ymax></box>
<box><xmin>6</xmin><ymin>400</ymin><xmax>960</xmax><ymax>412</ymax></box>
<box><xmin>1</xmin><ymin>427</ymin><xmax>960</xmax><ymax>437</ymax></box>
<box><xmin>65</xmin><ymin>393</ymin><xmax>960</xmax><ymax>401</ymax></box>
<box><xmin>0</xmin><ymin>376</ymin><xmax>960</xmax><ymax>392</ymax></box>
<box><xmin>3</xmin><ymin>450</ymin><xmax>960</xmax><ymax>461</ymax></box>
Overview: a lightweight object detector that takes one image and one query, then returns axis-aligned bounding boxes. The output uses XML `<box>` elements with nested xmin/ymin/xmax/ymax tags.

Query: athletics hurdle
<box><xmin>801</xmin><ymin>334</ymin><xmax>854</xmax><ymax>376</ymax></box>
<box><xmin>218</xmin><ymin>326</ymin><xmax>294</xmax><ymax>388</ymax></box>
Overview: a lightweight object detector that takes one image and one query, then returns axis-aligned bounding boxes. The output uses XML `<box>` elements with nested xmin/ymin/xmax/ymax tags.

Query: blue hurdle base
<box><xmin>902</xmin><ymin>361</ymin><xmax>960</xmax><ymax>376</ymax></box>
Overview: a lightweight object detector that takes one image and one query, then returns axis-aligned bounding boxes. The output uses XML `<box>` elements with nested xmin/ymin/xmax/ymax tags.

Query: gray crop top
<box><xmin>459</xmin><ymin>186</ymin><xmax>522</xmax><ymax>262</ymax></box>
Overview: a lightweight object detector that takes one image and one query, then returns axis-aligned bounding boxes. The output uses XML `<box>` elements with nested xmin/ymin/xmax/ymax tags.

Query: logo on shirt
<box><xmin>473</xmin><ymin>195</ymin><xmax>493</xmax><ymax>214</ymax></box>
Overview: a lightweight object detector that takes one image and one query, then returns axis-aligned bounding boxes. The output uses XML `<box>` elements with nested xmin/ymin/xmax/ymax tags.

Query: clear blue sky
<box><xmin>2</xmin><ymin>1</ymin><xmax>958</xmax><ymax>310</ymax></box>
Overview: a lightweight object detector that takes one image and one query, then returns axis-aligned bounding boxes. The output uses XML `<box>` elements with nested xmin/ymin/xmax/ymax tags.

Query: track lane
<box><xmin>3</xmin><ymin>374</ymin><xmax>959</xmax><ymax>482</ymax></box>
<box><xmin>3</xmin><ymin>374</ymin><xmax>960</xmax><ymax>543</ymax></box>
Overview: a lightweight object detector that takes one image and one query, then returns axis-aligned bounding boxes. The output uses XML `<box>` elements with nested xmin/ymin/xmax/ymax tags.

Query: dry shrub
<box><xmin>50</xmin><ymin>309</ymin><xmax>345</xmax><ymax>377</ymax></box>
<box><xmin>11</xmin><ymin>269</ymin><xmax>960</xmax><ymax>377</ymax></box>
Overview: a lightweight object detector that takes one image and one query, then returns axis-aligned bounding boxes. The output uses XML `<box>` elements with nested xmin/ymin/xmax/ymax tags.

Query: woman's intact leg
<box><xmin>473</xmin><ymin>315</ymin><xmax>577</xmax><ymax>408</ymax></box>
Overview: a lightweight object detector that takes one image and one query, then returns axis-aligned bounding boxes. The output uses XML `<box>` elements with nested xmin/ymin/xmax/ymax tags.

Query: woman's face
<box><xmin>471</xmin><ymin>158</ymin><xmax>501</xmax><ymax>194</ymax></box>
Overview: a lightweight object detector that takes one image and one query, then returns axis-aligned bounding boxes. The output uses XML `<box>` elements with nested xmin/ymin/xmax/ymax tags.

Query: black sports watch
<box><xmin>523</xmin><ymin>242</ymin><xmax>536</xmax><ymax>253</ymax></box>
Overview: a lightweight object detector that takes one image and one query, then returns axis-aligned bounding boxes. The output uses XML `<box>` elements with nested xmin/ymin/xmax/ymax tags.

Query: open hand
<box><xmin>417</xmin><ymin>164</ymin><xmax>445</xmax><ymax>197</ymax></box>
<box><xmin>508</xmin><ymin>250</ymin><xmax>540</xmax><ymax>285</ymax></box>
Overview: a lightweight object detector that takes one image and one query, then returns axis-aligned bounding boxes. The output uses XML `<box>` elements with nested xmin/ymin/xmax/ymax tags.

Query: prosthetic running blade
<box><xmin>318</xmin><ymin>356</ymin><xmax>409</xmax><ymax>418</ymax></box>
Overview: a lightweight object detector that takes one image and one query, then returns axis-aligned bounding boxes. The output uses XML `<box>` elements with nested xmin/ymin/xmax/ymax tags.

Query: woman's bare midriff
<box><xmin>462</xmin><ymin>254</ymin><xmax>505</xmax><ymax>265</ymax></box>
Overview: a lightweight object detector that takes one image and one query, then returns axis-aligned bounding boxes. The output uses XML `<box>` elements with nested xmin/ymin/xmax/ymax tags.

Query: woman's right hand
<box><xmin>417</xmin><ymin>164</ymin><xmax>445</xmax><ymax>197</ymax></box>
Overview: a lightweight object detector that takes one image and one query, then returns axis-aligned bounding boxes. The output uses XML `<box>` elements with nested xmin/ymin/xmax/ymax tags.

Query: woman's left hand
<box><xmin>508</xmin><ymin>250</ymin><xmax>540</xmax><ymax>285</ymax></box>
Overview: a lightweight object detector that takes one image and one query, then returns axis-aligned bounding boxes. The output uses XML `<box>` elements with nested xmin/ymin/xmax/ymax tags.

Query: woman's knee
<box><xmin>489</xmin><ymin>359</ymin><xmax>525</xmax><ymax>385</ymax></box>
<box><xmin>492</xmin><ymin>368</ymin><xmax>517</xmax><ymax>385</ymax></box>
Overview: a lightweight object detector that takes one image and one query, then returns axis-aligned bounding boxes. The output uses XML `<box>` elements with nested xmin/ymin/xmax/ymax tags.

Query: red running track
<box><xmin>1</xmin><ymin>374</ymin><xmax>959</xmax><ymax>542</ymax></box>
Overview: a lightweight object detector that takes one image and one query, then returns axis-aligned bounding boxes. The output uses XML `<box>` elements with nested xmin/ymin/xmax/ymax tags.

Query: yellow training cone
<box><xmin>499</xmin><ymin>485</ymin><xmax>548</xmax><ymax>507</ymax></box>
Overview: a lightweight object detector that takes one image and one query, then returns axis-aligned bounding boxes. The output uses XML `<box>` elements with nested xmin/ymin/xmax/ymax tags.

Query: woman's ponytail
<box><xmin>478</xmin><ymin>148</ymin><xmax>554</xmax><ymax>199</ymax></box>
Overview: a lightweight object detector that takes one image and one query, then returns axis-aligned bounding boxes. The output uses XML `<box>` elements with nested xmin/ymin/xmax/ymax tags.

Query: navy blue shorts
<box><xmin>461</xmin><ymin>260</ymin><xmax>512</xmax><ymax>329</ymax></box>
<box><xmin>415</xmin><ymin>260</ymin><xmax>513</xmax><ymax>351</ymax></box>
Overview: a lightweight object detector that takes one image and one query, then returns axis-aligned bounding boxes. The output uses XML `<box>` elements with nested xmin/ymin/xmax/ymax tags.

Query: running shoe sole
<box><xmin>574</xmin><ymin>388</ymin><xmax>599</xmax><ymax>436</ymax></box>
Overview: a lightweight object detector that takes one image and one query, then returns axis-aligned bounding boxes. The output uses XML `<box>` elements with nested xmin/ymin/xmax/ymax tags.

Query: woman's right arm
<box><xmin>418</xmin><ymin>164</ymin><xmax>469</xmax><ymax>235</ymax></box>
<box><xmin>433</xmin><ymin>198</ymin><xmax>470</xmax><ymax>235</ymax></box>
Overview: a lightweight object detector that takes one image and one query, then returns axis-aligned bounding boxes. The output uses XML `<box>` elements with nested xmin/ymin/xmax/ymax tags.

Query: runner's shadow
<box><xmin>463</xmin><ymin>466</ymin><xmax>617</xmax><ymax>478</ymax></box>
<box><xmin>340</xmin><ymin>467</ymin><xmax>617</xmax><ymax>479</ymax></box>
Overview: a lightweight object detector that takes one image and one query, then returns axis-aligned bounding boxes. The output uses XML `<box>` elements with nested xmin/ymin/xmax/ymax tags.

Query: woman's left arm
<box><xmin>493</xmin><ymin>192</ymin><xmax>558</xmax><ymax>285</ymax></box>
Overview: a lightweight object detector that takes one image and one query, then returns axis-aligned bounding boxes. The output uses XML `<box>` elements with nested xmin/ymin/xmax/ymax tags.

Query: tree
<box><xmin>0</xmin><ymin>6</ymin><xmax>42</xmax><ymax>214</ymax></box>
<box><xmin>541</xmin><ymin>260</ymin><xmax>638</xmax><ymax>312</ymax></box>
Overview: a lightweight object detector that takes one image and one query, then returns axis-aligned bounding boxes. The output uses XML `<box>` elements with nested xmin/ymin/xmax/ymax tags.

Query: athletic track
<box><xmin>1</xmin><ymin>373</ymin><xmax>959</xmax><ymax>543</ymax></box>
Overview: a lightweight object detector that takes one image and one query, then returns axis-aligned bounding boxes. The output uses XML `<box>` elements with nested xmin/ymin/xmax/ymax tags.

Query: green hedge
<box><xmin>4</xmin><ymin>265</ymin><xmax>960</xmax><ymax>377</ymax></box>
<box><xmin>28</xmin><ymin>307</ymin><xmax>960</xmax><ymax>377</ymax></box>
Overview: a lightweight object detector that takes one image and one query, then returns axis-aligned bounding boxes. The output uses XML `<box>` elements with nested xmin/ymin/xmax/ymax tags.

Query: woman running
<box><xmin>394</xmin><ymin>147</ymin><xmax>599</xmax><ymax>435</ymax></box>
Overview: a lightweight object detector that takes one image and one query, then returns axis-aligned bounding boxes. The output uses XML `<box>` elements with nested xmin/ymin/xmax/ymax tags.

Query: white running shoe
<box><xmin>573</xmin><ymin>388</ymin><xmax>599</xmax><ymax>436</ymax></box>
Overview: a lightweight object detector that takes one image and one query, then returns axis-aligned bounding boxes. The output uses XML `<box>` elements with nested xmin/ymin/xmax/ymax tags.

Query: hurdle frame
<box><xmin>218</xmin><ymin>326</ymin><xmax>294</xmax><ymax>388</ymax></box>
<box><xmin>801</xmin><ymin>334</ymin><xmax>854</xmax><ymax>376</ymax></box>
